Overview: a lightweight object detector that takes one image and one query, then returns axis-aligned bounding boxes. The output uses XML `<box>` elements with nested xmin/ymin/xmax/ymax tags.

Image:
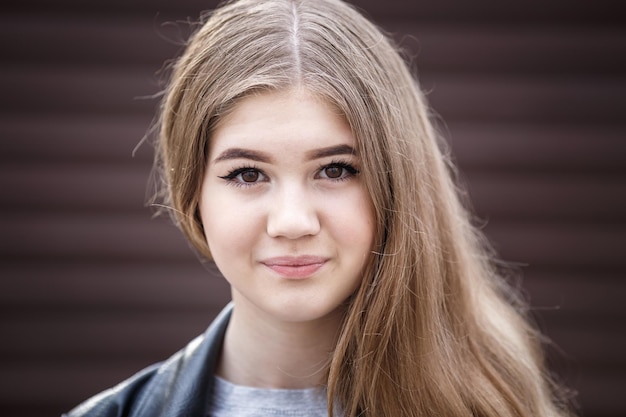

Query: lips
<box><xmin>260</xmin><ymin>255</ymin><xmax>328</xmax><ymax>279</ymax></box>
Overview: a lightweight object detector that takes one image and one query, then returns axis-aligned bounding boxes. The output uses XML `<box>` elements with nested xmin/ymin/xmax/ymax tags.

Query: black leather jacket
<box><xmin>64</xmin><ymin>304</ymin><xmax>233</xmax><ymax>417</ymax></box>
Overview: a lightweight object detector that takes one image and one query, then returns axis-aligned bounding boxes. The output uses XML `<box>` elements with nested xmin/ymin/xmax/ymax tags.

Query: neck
<box><xmin>216</xmin><ymin>294</ymin><xmax>344</xmax><ymax>389</ymax></box>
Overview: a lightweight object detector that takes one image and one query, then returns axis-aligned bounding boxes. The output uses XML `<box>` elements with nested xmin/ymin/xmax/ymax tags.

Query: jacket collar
<box><xmin>132</xmin><ymin>302</ymin><xmax>233</xmax><ymax>417</ymax></box>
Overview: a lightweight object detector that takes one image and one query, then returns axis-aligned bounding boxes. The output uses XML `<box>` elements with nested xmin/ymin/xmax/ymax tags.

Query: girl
<box><xmin>66</xmin><ymin>0</ymin><xmax>574</xmax><ymax>416</ymax></box>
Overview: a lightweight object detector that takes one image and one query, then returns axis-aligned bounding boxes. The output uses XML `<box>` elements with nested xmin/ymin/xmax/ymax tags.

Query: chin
<box><xmin>264</xmin><ymin>299</ymin><xmax>347</xmax><ymax>324</ymax></box>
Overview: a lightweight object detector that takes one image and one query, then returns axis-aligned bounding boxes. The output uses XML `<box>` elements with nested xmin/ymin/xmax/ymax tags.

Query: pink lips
<box><xmin>261</xmin><ymin>256</ymin><xmax>327</xmax><ymax>279</ymax></box>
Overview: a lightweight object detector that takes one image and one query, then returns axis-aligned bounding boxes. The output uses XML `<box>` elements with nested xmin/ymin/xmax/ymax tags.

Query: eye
<box><xmin>240</xmin><ymin>169</ymin><xmax>260</xmax><ymax>183</ymax></box>
<box><xmin>323</xmin><ymin>166</ymin><xmax>344</xmax><ymax>179</ymax></box>
<box><xmin>219</xmin><ymin>167</ymin><xmax>267</xmax><ymax>186</ymax></box>
<box><xmin>317</xmin><ymin>161</ymin><xmax>359</xmax><ymax>181</ymax></box>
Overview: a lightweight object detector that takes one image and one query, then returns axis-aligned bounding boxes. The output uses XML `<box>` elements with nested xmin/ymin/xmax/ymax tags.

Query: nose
<box><xmin>266</xmin><ymin>184</ymin><xmax>321</xmax><ymax>239</ymax></box>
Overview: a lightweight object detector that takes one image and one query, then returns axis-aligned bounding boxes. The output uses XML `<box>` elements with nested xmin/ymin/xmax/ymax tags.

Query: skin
<box><xmin>199</xmin><ymin>87</ymin><xmax>375</xmax><ymax>388</ymax></box>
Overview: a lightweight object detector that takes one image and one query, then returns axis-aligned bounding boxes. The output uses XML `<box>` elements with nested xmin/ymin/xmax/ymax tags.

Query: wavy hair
<box><xmin>154</xmin><ymin>0</ymin><xmax>573</xmax><ymax>415</ymax></box>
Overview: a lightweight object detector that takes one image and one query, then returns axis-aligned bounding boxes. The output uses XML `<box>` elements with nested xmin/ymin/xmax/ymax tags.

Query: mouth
<box><xmin>260</xmin><ymin>256</ymin><xmax>328</xmax><ymax>279</ymax></box>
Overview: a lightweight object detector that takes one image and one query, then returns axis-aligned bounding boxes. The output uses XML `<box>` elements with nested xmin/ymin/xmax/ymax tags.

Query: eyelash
<box><xmin>218</xmin><ymin>159</ymin><xmax>360</xmax><ymax>187</ymax></box>
<box><xmin>317</xmin><ymin>159</ymin><xmax>360</xmax><ymax>181</ymax></box>
<box><xmin>218</xmin><ymin>164</ymin><xmax>265</xmax><ymax>187</ymax></box>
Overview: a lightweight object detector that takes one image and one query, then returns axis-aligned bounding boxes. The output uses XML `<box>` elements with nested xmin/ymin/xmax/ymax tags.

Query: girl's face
<box><xmin>199</xmin><ymin>88</ymin><xmax>375</xmax><ymax>324</ymax></box>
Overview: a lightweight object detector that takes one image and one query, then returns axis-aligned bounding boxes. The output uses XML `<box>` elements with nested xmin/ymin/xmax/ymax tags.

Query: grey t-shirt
<box><xmin>208</xmin><ymin>376</ymin><xmax>333</xmax><ymax>417</ymax></box>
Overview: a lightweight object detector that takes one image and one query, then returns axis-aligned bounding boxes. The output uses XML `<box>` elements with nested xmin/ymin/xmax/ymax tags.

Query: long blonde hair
<box><xmin>154</xmin><ymin>0</ymin><xmax>573</xmax><ymax>415</ymax></box>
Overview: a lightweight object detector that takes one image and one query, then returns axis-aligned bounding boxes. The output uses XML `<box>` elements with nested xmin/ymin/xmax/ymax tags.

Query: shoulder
<box><xmin>62</xmin><ymin>362</ymin><xmax>160</xmax><ymax>417</ymax></box>
<box><xmin>63</xmin><ymin>304</ymin><xmax>233</xmax><ymax>417</ymax></box>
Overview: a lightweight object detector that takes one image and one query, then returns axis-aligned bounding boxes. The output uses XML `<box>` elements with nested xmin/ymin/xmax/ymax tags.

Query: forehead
<box><xmin>209</xmin><ymin>88</ymin><xmax>355</xmax><ymax>155</ymax></box>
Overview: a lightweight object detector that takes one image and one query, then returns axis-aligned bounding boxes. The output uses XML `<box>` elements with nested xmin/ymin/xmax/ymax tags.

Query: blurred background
<box><xmin>1</xmin><ymin>1</ymin><xmax>625</xmax><ymax>416</ymax></box>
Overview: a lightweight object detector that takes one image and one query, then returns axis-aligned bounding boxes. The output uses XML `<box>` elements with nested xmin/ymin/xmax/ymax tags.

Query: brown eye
<box><xmin>219</xmin><ymin>167</ymin><xmax>266</xmax><ymax>186</ymax></box>
<box><xmin>241</xmin><ymin>170</ymin><xmax>260</xmax><ymax>182</ymax></box>
<box><xmin>324</xmin><ymin>166</ymin><xmax>343</xmax><ymax>179</ymax></box>
<box><xmin>317</xmin><ymin>162</ymin><xmax>359</xmax><ymax>181</ymax></box>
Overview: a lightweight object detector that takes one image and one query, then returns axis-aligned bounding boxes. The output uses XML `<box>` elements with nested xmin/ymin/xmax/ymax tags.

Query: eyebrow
<box><xmin>213</xmin><ymin>148</ymin><xmax>272</xmax><ymax>163</ymax></box>
<box><xmin>213</xmin><ymin>144</ymin><xmax>357</xmax><ymax>164</ymax></box>
<box><xmin>306</xmin><ymin>144</ymin><xmax>357</xmax><ymax>160</ymax></box>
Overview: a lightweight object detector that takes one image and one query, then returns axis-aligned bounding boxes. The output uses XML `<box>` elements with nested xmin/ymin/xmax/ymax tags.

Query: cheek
<box><xmin>199</xmin><ymin>192</ymin><xmax>259</xmax><ymax>257</ymax></box>
<box><xmin>327</xmin><ymin>189</ymin><xmax>376</xmax><ymax>252</ymax></box>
